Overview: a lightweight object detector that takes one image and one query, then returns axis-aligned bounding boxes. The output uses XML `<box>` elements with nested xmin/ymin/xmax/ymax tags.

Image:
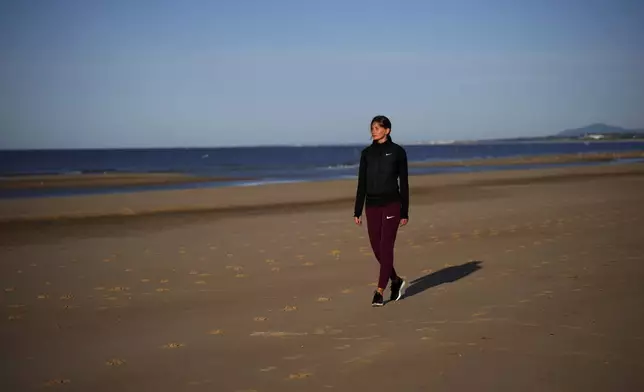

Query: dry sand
<box><xmin>1</xmin><ymin>163</ymin><xmax>644</xmax><ymax>391</ymax></box>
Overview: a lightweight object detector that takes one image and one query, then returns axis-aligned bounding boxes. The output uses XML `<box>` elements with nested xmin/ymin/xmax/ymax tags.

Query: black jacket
<box><xmin>354</xmin><ymin>135</ymin><xmax>409</xmax><ymax>219</ymax></box>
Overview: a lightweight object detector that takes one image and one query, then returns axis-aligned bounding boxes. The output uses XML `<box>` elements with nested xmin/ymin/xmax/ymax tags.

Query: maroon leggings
<box><xmin>365</xmin><ymin>202</ymin><xmax>401</xmax><ymax>289</ymax></box>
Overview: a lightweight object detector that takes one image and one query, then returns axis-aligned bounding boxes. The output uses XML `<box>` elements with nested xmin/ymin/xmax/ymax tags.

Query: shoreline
<box><xmin>0</xmin><ymin>162</ymin><xmax>642</xmax><ymax>224</ymax></box>
<box><xmin>2</xmin><ymin>151</ymin><xmax>643</xmax><ymax>193</ymax></box>
<box><xmin>409</xmin><ymin>150</ymin><xmax>644</xmax><ymax>167</ymax></box>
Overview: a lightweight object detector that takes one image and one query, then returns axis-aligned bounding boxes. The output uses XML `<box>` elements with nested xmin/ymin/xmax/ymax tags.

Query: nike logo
<box><xmin>386</xmin><ymin>215</ymin><xmax>395</xmax><ymax>219</ymax></box>
<box><xmin>385</xmin><ymin>153</ymin><xmax>392</xmax><ymax>156</ymax></box>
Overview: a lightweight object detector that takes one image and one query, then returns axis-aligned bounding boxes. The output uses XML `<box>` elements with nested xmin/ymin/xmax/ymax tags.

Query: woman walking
<box><xmin>354</xmin><ymin>115</ymin><xmax>409</xmax><ymax>307</ymax></box>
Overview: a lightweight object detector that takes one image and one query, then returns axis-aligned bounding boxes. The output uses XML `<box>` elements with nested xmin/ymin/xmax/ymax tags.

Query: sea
<box><xmin>1</xmin><ymin>141</ymin><xmax>643</xmax><ymax>199</ymax></box>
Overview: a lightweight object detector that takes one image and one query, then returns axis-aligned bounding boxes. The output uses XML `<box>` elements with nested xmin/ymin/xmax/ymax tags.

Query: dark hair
<box><xmin>371</xmin><ymin>115</ymin><xmax>392</xmax><ymax>130</ymax></box>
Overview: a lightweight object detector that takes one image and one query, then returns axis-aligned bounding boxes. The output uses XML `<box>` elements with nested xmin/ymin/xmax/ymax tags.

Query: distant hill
<box><xmin>557</xmin><ymin>123</ymin><xmax>644</xmax><ymax>138</ymax></box>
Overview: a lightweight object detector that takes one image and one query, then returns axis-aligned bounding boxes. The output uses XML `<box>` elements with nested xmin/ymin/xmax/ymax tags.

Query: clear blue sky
<box><xmin>1</xmin><ymin>0</ymin><xmax>643</xmax><ymax>148</ymax></box>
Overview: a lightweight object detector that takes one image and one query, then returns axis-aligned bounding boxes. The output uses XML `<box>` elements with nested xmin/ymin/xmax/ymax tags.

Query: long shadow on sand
<box><xmin>403</xmin><ymin>260</ymin><xmax>483</xmax><ymax>299</ymax></box>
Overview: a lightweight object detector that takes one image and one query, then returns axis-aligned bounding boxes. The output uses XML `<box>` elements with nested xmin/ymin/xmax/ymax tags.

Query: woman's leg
<box><xmin>365</xmin><ymin>205</ymin><xmax>383</xmax><ymax>264</ymax></box>
<box><xmin>377</xmin><ymin>202</ymin><xmax>401</xmax><ymax>290</ymax></box>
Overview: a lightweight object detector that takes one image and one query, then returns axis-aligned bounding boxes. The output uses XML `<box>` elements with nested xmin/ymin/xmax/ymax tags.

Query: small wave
<box><xmin>321</xmin><ymin>163</ymin><xmax>359</xmax><ymax>170</ymax></box>
<box><xmin>235</xmin><ymin>179</ymin><xmax>307</xmax><ymax>187</ymax></box>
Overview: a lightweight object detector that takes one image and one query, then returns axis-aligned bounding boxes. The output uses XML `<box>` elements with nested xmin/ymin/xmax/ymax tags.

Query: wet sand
<box><xmin>0</xmin><ymin>172</ymin><xmax>248</xmax><ymax>190</ymax></box>
<box><xmin>409</xmin><ymin>150</ymin><xmax>644</xmax><ymax>167</ymax></box>
<box><xmin>1</xmin><ymin>164</ymin><xmax>644</xmax><ymax>391</ymax></box>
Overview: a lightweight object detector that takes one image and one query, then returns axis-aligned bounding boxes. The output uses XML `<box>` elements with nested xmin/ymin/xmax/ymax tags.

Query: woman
<box><xmin>354</xmin><ymin>115</ymin><xmax>409</xmax><ymax>307</ymax></box>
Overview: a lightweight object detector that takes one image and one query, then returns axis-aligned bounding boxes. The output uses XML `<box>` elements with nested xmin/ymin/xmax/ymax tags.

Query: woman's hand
<box><xmin>399</xmin><ymin>218</ymin><xmax>409</xmax><ymax>227</ymax></box>
<box><xmin>354</xmin><ymin>216</ymin><xmax>362</xmax><ymax>226</ymax></box>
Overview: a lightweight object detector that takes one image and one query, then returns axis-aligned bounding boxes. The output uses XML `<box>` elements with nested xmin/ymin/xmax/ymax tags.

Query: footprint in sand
<box><xmin>254</xmin><ymin>316</ymin><xmax>268</xmax><ymax>321</ymax></box>
<box><xmin>108</xmin><ymin>287</ymin><xmax>129</xmax><ymax>292</ymax></box>
<box><xmin>208</xmin><ymin>329</ymin><xmax>224</xmax><ymax>335</ymax></box>
<box><xmin>187</xmin><ymin>380</ymin><xmax>213</xmax><ymax>386</ymax></box>
<box><xmin>287</xmin><ymin>372</ymin><xmax>313</xmax><ymax>380</ymax></box>
<box><xmin>251</xmin><ymin>331</ymin><xmax>308</xmax><ymax>337</ymax></box>
<box><xmin>313</xmin><ymin>326</ymin><xmax>342</xmax><ymax>335</ymax></box>
<box><xmin>4</xmin><ymin>287</ymin><xmax>15</xmax><ymax>293</ymax></box>
<box><xmin>271</xmin><ymin>267</ymin><xmax>280</xmax><ymax>272</ymax></box>
<box><xmin>161</xmin><ymin>342</ymin><xmax>185</xmax><ymax>349</ymax></box>
<box><xmin>316</xmin><ymin>297</ymin><xmax>331</xmax><ymax>302</ymax></box>
<box><xmin>329</xmin><ymin>250</ymin><xmax>341</xmax><ymax>259</ymax></box>
<box><xmin>43</xmin><ymin>379</ymin><xmax>71</xmax><ymax>387</ymax></box>
<box><xmin>260</xmin><ymin>366</ymin><xmax>277</xmax><ymax>372</ymax></box>
<box><xmin>59</xmin><ymin>294</ymin><xmax>74</xmax><ymax>300</ymax></box>
<box><xmin>37</xmin><ymin>294</ymin><xmax>49</xmax><ymax>299</ymax></box>
<box><xmin>265</xmin><ymin>259</ymin><xmax>277</xmax><ymax>264</ymax></box>
<box><xmin>282</xmin><ymin>306</ymin><xmax>297</xmax><ymax>312</ymax></box>
<box><xmin>341</xmin><ymin>289</ymin><xmax>353</xmax><ymax>294</ymax></box>
<box><xmin>140</xmin><ymin>279</ymin><xmax>150</xmax><ymax>283</ymax></box>
<box><xmin>155</xmin><ymin>288</ymin><xmax>170</xmax><ymax>292</ymax></box>
<box><xmin>160</xmin><ymin>279</ymin><xmax>170</xmax><ymax>284</ymax></box>
<box><xmin>105</xmin><ymin>359</ymin><xmax>126</xmax><ymax>366</ymax></box>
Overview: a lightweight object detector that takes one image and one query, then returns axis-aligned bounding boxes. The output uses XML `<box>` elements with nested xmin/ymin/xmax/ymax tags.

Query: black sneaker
<box><xmin>390</xmin><ymin>278</ymin><xmax>406</xmax><ymax>302</ymax></box>
<box><xmin>371</xmin><ymin>291</ymin><xmax>384</xmax><ymax>307</ymax></box>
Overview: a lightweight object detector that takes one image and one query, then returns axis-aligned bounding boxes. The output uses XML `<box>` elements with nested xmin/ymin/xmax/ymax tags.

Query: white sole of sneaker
<box><xmin>394</xmin><ymin>281</ymin><xmax>406</xmax><ymax>301</ymax></box>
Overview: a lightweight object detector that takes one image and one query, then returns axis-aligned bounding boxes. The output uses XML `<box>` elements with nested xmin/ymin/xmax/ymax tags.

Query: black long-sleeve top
<box><xmin>354</xmin><ymin>136</ymin><xmax>409</xmax><ymax>219</ymax></box>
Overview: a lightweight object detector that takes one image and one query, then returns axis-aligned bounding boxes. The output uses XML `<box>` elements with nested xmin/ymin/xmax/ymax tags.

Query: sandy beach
<box><xmin>1</xmin><ymin>163</ymin><xmax>644</xmax><ymax>391</ymax></box>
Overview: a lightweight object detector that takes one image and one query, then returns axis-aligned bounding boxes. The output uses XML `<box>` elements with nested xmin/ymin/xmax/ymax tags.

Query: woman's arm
<box><xmin>398</xmin><ymin>148</ymin><xmax>409</xmax><ymax>220</ymax></box>
<box><xmin>354</xmin><ymin>151</ymin><xmax>367</xmax><ymax>218</ymax></box>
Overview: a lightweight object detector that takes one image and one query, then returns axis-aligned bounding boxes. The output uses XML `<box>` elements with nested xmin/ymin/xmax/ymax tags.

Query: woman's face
<box><xmin>371</xmin><ymin>122</ymin><xmax>390</xmax><ymax>143</ymax></box>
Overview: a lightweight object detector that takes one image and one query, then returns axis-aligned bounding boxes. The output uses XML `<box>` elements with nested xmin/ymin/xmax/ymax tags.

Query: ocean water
<box><xmin>1</xmin><ymin>141</ymin><xmax>643</xmax><ymax>198</ymax></box>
